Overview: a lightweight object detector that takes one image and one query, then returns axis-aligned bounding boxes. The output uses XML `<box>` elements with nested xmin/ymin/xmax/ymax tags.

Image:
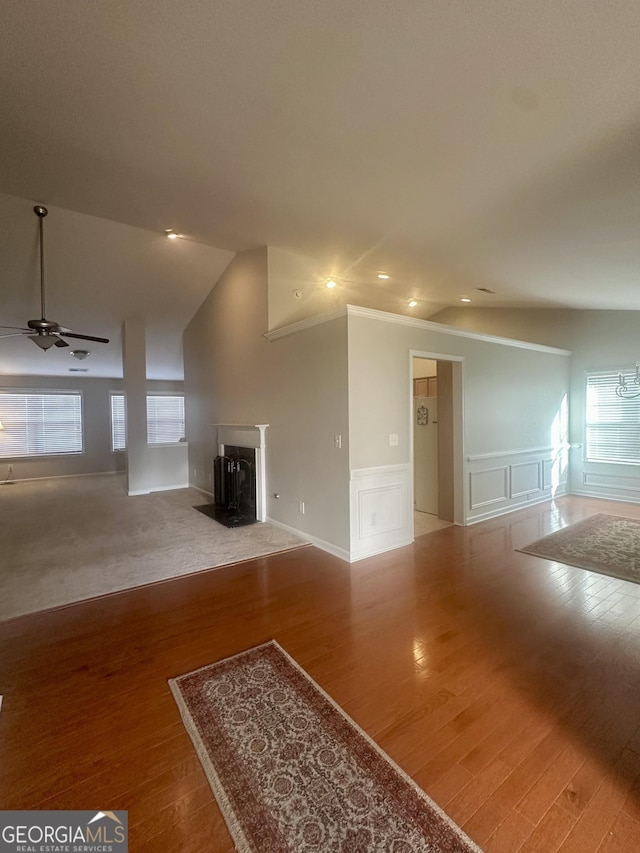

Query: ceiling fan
<box><xmin>0</xmin><ymin>206</ymin><xmax>110</xmax><ymax>350</ymax></box>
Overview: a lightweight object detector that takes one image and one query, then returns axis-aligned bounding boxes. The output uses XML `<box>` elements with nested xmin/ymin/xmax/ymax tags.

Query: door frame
<box><xmin>409</xmin><ymin>350</ymin><xmax>466</xmax><ymax>540</ymax></box>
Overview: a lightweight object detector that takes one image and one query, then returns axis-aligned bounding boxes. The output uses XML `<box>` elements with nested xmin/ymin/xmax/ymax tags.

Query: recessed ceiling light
<box><xmin>460</xmin><ymin>297</ymin><xmax>472</xmax><ymax>303</ymax></box>
<box><xmin>326</xmin><ymin>278</ymin><xmax>337</xmax><ymax>289</ymax></box>
<box><xmin>377</xmin><ymin>272</ymin><xmax>390</xmax><ymax>280</ymax></box>
<box><xmin>408</xmin><ymin>299</ymin><xmax>418</xmax><ymax>308</ymax></box>
<box><xmin>164</xmin><ymin>229</ymin><xmax>179</xmax><ymax>240</ymax></box>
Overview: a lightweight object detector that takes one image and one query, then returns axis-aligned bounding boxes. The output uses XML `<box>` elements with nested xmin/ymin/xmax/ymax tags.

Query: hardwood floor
<box><xmin>1</xmin><ymin>495</ymin><xmax>640</xmax><ymax>851</ymax></box>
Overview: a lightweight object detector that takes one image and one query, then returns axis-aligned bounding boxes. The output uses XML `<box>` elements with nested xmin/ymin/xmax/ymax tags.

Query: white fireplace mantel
<box><xmin>210</xmin><ymin>424</ymin><xmax>269</xmax><ymax>521</ymax></box>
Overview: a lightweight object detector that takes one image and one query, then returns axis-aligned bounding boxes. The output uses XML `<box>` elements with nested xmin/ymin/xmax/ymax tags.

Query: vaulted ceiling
<box><xmin>2</xmin><ymin>1</ymin><xmax>640</xmax><ymax>377</ymax></box>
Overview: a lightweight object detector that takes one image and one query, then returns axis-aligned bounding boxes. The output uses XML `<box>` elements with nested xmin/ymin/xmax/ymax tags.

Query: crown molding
<box><xmin>264</xmin><ymin>307</ymin><xmax>347</xmax><ymax>341</ymax></box>
<box><xmin>345</xmin><ymin>305</ymin><xmax>573</xmax><ymax>355</ymax></box>
<box><xmin>264</xmin><ymin>303</ymin><xmax>572</xmax><ymax>356</ymax></box>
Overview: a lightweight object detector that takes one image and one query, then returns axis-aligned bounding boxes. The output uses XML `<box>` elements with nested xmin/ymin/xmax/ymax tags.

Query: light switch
<box><xmin>389</xmin><ymin>433</ymin><xmax>399</xmax><ymax>446</ymax></box>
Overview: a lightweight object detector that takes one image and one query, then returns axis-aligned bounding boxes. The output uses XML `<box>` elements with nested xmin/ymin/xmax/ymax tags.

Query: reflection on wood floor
<box><xmin>1</xmin><ymin>494</ymin><xmax>639</xmax><ymax>851</ymax></box>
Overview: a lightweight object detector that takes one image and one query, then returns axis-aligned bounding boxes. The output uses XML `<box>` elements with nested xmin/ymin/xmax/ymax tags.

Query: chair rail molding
<box><xmin>466</xmin><ymin>445</ymin><xmax>568</xmax><ymax>524</ymax></box>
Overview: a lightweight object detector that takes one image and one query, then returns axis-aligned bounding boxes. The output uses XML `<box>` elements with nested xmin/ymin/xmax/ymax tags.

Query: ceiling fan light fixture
<box><xmin>29</xmin><ymin>334</ymin><xmax>58</xmax><ymax>350</ymax></box>
<box><xmin>70</xmin><ymin>349</ymin><xmax>90</xmax><ymax>360</ymax></box>
<box><xmin>164</xmin><ymin>229</ymin><xmax>179</xmax><ymax>240</ymax></box>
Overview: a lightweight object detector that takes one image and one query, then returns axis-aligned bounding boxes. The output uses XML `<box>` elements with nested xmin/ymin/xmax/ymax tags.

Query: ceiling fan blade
<box><xmin>0</xmin><ymin>332</ymin><xmax>29</xmax><ymax>339</ymax></box>
<box><xmin>0</xmin><ymin>325</ymin><xmax>30</xmax><ymax>331</ymax></box>
<box><xmin>62</xmin><ymin>332</ymin><xmax>110</xmax><ymax>344</ymax></box>
<box><xmin>54</xmin><ymin>338</ymin><xmax>70</xmax><ymax>348</ymax></box>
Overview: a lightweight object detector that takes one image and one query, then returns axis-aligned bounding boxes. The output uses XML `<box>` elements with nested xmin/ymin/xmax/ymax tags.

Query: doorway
<box><xmin>411</xmin><ymin>354</ymin><xmax>463</xmax><ymax>537</ymax></box>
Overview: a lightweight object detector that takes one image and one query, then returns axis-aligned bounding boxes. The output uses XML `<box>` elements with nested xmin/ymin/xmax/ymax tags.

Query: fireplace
<box><xmin>212</xmin><ymin>445</ymin><xmax>257</xmax><ymax>528</ymax></box>
<box><xmin>199</xmin><ymin>424</ymin><xmax>268</xmax><ymax>526</ymax></box>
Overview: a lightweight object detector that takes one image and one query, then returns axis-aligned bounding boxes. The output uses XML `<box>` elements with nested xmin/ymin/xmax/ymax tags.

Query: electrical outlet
<box><xmin>334</xmin><ymin>434</ymin><xmax>342</xmax><ymax>449</ymax></box>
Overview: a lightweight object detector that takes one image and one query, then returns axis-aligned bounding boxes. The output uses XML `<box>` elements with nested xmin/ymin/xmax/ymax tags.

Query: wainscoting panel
<box><xmin>510</xmin><ymin>461</ymin><xmax>541</xmax><ymax>499</ymax></box>
<box><xmin>584</xmin><ymin>471</ymin><xmax>640</xmax><ymax>491</ymax></box>
<box><xmin>467</xmin><ymin>446</ymin><xmax>568</xmax><ymax>524</ymax></box>
<box><xmin>576</xmin><ymin>470</ymin><xmax>640</xmax><ymax>503</ymax></box>
<box><xmin>350</xmin><ymin>464</ymin><xmax>412</xmax><ymax>562</ymax></box>
<box><xmin>469</xmin><ymin>467</ymin><xmax>509</xmax><ymax>510</ymax></box>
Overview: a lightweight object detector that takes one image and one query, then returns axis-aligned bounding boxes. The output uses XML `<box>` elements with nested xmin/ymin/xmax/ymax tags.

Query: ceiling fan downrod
<box><xmin>34</xmin><ymin>205</ymin><xmax>48</xmax><ymax>322</ymax></box>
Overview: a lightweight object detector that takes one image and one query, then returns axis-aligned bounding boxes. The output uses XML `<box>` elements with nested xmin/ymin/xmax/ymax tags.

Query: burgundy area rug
<box><xmin>518</xmin><ymin>513</ymin><xmax>640</xmax><ymax>584</ymax></box>
<box><xmin>169</xmin><ymin>641</ymin><xmax>482</xmax><ymax>852</ymax></box>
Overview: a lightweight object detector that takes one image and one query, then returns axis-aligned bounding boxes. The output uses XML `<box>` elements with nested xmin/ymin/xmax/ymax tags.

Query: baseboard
<box><xmin>149</xmin><ymin>483</ymin><xmax>190</xmax><ymax>493</ymax></box>
<box><xmin>569</xmin><ymin>487</ymin><xmax>640</xmax><ymax>505</ymax></box>
<box><xmin>466</xmin><ymin>490</ymin><xmax>563</xmax><ymax>525</ymax></box>
<box><xmin>266</xmin><ymin>517</ymin><xmax>350</xmax><ymax>563</ymax></box>
<box><xmin>0</xmin><ymin>470</ymin><xmax>122</xmax><ymax>485</ymax></box>
<box><xmin>128</xmin><ymin>483</ymin><xmax>189</xmax><ymax>496</ymax></box>
<box><xmin>349</xmin><ymin>536</ymin><xmax>414</xmax><ymax>563</ymax></box>
<box><xmin>190</xmin><ymin>484</ymin><xmax>214</xmax><ymax>499</ymax></box>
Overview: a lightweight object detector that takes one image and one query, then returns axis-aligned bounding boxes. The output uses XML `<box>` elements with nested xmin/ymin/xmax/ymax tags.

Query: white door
<box><xmin>414</xmin><ymin>397</ymin><xmax>438</xmax><ymax>514</ymax></box>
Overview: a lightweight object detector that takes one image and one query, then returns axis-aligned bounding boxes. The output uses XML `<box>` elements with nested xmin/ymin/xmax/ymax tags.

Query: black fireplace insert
<box><xmin>195</xmin><ymin>445</ymin><xmax>257</xmax><ymax>528</ymax></box>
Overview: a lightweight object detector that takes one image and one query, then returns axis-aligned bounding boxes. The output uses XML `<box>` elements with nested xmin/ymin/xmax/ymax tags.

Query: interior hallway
<box><xmin>1</xmin><ymin>495</ymin><xmax>639</xmax><ymax>851</ymax></box>
<box><xmin>414</xmin><ymin>510</ymin><xmax>454</xmax><ymax>537</ymax></box>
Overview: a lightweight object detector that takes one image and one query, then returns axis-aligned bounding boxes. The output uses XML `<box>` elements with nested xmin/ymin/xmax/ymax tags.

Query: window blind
<box><xmin>110</xmin><ymin>394</ymin><xmax>185</xmax><ymax>450</ymax></box>
<box><xmin>146</xmin><ymin>395</ymin><xmax>185</xmax><ymax>444</ymax></box>
<box><xmin>585</xmin><ymin>371</ymin><xmax>640</xmax><ymax>464</ymax></box>
<box><xmin>0</xmin><ymin>391</ymin><xmax>83</xmax><ymax>458</ymax></box>
<box><xmin>110</xmin><ymin>393</ymin><xmax>126</xmax><ymax>452</ymax></box>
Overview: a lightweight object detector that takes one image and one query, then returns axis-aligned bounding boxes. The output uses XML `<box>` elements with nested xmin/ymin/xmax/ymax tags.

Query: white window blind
<box><xmin>110</xmin><ymin>393</ymin><xmax>126</xmax><ymax>452</ymax></box>
<box><xmin>0</xmin><ymin>391</ymin><xmax>83</xmax><ymax>458</ymax></box>
<box><xmin>585</xmin><ymin>371</ymin><xmax>640</xmax><ymax>464</ymax></box>
<box><xmin>147</xmin><ymin>395</ymin><xmax>185</xmax><ymax>444</ymax></box>
<box><xmin>110</xmin><ymin>394</ymin><xmax>185</xmax><ymax>450</ymax></box>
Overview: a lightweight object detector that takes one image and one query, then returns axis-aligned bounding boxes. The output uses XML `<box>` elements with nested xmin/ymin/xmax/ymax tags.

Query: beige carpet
<box><xmin>0</xmin><ymin>474</ymin><xmax>307</xmax><ymax>621</ymax></box>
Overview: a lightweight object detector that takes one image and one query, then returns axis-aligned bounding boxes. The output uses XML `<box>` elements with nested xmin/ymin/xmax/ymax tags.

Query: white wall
<box><xmin>347</xmin><ymin>309</ymin><xmax>571</xmax><ymax>557</ymax></box>
<box><xmin>430</xmin><ymin>307</ymin><xmax>640</xmax><ymax>504</ymax></box>
<box><xmin>0</xmin><ymin>374</ymin><xmax>183</xmax><ymax>483</ymax></box>
<box><xmin>184</xmin><ymin>248</ymin><xmax>351</xmax><ymax>556</ymax></box>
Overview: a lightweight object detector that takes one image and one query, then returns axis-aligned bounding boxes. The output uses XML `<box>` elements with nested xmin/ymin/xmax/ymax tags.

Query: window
<box><xmin>0</xmin><ymin>391</ymin><xmax>83</xmax><ymax>458</ymax></box>
<box><xmin>585</xmin><ymin>371</ymin><xmax>640</xmax><ymax>464</ymax></box>
<box><xmin>147</xmin><ymin>394</ymin><xmax>185</xmax><ymax>444</ymax></box>
<box><xmin>110</xmin><ymin>394</ymin><xmax>185</xmax><ymax>450</ymax></box>
<box><xmin>110</xmin><ymin>393</ymin><xmax>126</xmax><ymax>452</ymax></box>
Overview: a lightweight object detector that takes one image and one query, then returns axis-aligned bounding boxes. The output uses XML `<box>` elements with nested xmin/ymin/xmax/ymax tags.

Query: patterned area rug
<box><xmin>169</xmin><ymin>641</ymin><xmax>482</xmax><ymax>852</ymax></box>
<box><xmin>518</xmin><ymin>513</ymin><xmax>640</xmax><ymax>584</ymax></box>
